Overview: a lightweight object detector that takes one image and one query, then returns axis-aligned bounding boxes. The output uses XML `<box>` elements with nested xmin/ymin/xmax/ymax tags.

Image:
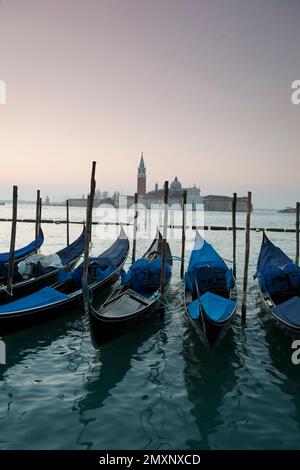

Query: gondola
<box><xmin>0</xmin><ymin>227</ymin><xmax>44</xmax><ymax>265</ymax></box>
<box><xmin>0</xmin><ymin>228</ymin><xmax>129</xmax><ymax>336</ymax></box>
<box><xmin>254</xmin><ymin>232</ymin><xmax>300</xmax><ymax>333</ymax></box>
<box><xmin>88</xmin><ymin>229</ymin><xmax>172</xmax><ymax>346</ymax></box>
<box><xmin>184</xmin><ymin>231</ymin><xmax>237</xmax><ymax>348</ymax></box>
<box><xmin>0</xmin><ymin>228</ymin><xmax>85</xmax><ymax>304</ymax></box>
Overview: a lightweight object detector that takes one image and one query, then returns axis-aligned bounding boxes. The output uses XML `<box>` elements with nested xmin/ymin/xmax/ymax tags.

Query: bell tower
<box><xmin>137</xmin><ymin>152</ymin><xmax>146</xmax><ymax>195</ymax></box>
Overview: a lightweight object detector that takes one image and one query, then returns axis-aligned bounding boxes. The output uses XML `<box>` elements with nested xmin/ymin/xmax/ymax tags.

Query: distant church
<box><xmin>126</xmin><ymin>153</ymin><xmax>203</xmax><ymax>208</ymax></box>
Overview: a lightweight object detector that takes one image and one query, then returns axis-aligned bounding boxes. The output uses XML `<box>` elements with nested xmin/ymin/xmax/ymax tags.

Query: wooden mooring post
<box><xmin>180</xmin><ymin>190</ymin><xmax>187</xmax><ymax>279</ymax></box>
<box><xmin>82</xmin><ymin>161</ymin><xmax>97</xmax><ymax>311</ymax></box>
<box><xmin>241</xmin><ymin>191</ymin><xmax>252</xmax><ymax>322</ymax></box>
<box><xmin>296</xmin><ymin>202</ymin><xmax>300</xmax><ymax>265</ymax></box>
<box><xmin>35</xmin><ymin>190</ymin><xmax>41</xmax><ymax>253</ymax></box>
<box><xmin>232</xmin><ymin>192</ymin><xmax>237</xmax><ymax>279</ymax></box>
<box><xmin>132</xmin><ymin>193</ymin><xmax>138</xmax><ymax>264</ymax></box>
<box><xmin>160</xmin><ymin>181</ymin><xmax>169</xmax><ymax>300</ymax></box>
<box><xmin>66</xmin><ymin>199</ymin><xmax>70</xmax><ymax>246</ymax></box>
<box><xmin>7</xmin><ymin>186</ymin><xmax>18</xmax><ymax>294</ymax></box>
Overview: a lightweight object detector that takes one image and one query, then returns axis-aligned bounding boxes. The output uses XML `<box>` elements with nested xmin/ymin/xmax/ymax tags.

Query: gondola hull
<box><xmin>89</xmin><ymin>293</ymin><xmax>160</xmax><ymax>345</ymax></box>
<box><xmin>0</xmin><ymin>258</ymin><xmax>78</xmax><ymax>305</ymax></box>
<box><xmin>89</xmin><ymin>231</ymin><xmax>172</xmax><ymax>346</ymax></box>
<box><xmin>255</xmin><ymin>233</ymin><xmax>300</xmax><ymax>333</ymax></box>
<box><xmin>0</xmin><ymin>261</ymin><xmax>123</xmax><ymax>336</ymax></box>
<box><xmin>184</xmin><ymin>231</ymin><xmax>237</xmax><ymax>348</ymax></box>
<box><xmin>0</xmin><ymin>229</ymin><xmax>85</xmax><ymax>305</ymax></box>
<box><xmin>260</xmin><ymin>291</ymin><xmax>300</xmax><ymax>334</ymax></box>
<box><xmin>0</xmin><ymin>230</ymin><xmax>129</xmax><ymax>336</ymax></box>
<box><xmin>184</xmin><ymin>289</ymin><xmax>237</xmax><ymax>348</ymax></box>
<box><xmin>0</xmin><ymin>227</ymin><xmax>44</xmax><ymax>265</ymax></box>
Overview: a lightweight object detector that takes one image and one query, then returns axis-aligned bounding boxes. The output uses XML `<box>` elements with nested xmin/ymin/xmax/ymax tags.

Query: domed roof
<box><xmin>170</xmin><ymin>176</ymin><xmax>182</xmax><ymax>191</ymax></box>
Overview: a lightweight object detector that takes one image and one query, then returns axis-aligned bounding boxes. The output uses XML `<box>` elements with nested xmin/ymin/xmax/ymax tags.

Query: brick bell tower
<box><xmin>137</xmin><ymin>152</ymin><xmax>146</xmax><ymax>195</ymax></box>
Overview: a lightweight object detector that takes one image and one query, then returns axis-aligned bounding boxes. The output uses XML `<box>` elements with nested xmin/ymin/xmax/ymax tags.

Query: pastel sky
<box><xmin>0</xmin><ymin>0</ymin><xmax>299</xmax><ymax>208</ymax></box>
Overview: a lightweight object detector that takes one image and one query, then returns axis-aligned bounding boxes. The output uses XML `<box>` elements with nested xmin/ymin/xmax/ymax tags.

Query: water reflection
<box><xmin>182</xmin><ymin>324</ymin><xmax>237</xmax><ymax>449</ymax></box>
<box><xmin>74</xmin><ymin>314</ymin><xmax>167</xmax><ymax>448</ymax></box>
<box><xmin>260</xmin><ymin>315</ymin><xmax>300</xmax><ymax>432</ymax></box>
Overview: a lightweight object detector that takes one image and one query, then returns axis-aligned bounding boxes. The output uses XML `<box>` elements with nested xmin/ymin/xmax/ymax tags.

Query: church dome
<box><xmin>170</xmin><ymin>176</ymin><xmax>182</xmax><ymax>191</ymax></box>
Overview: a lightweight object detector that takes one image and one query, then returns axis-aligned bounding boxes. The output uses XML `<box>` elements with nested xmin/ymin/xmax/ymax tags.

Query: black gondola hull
<box><xmin>184</xmin><ymin>288</ymin><xmax>237</xmax><ymax>349</ymax></box>
<box><xmin>0</xmin><ymin>258</ymin><xmax>78</xmax><ymax>305</ymax></box>
<box><xmin>0</xmin><ymin>228</ymin><xmax>86</xmax><ymax>305</ymax></box>
<box><xmin>259</xmin><ymin>291</ymin><xmax>300</xmax><ymax>334</ymax></box>
<box><xmin>89</xmin><ymin>300</ymin><xmax>158</xmax><ymax>346</ymax></box>
<box><xmin>0</xmin><ymin>267</ymin><xmax>122</xmax><ymax>336</ymax></box>
<box><xmin>88</xmin><ymin>230</ymin><xmax>172</xmax><ymax>346</ymax></box>
<box><xmin>255</xmin><ymin>232</ymin><xmax>300</xmax><ymax>334</ymax></box>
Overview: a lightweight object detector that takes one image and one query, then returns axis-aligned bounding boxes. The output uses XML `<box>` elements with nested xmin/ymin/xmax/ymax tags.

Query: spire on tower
<box><xmin>138</xmin><ymin>152</ymin><xmax>146</xmax><ymax>175</ymax></box>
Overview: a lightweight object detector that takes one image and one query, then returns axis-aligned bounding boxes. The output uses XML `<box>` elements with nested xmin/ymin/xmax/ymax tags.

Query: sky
<box><xmin>0</xmin><ymin>0</ymin><xmax>299</xmax><ymax>208</ymax></box>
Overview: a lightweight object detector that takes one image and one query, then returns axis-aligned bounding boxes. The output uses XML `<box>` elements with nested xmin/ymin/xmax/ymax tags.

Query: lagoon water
<box><xmin>0</xmin><ymin>204</ymin><xmax>300</xmax><ymax>450</ymax></box>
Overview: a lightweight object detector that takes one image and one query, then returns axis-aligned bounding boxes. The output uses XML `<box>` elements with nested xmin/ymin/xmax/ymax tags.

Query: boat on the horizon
<box><xmin>278</xmin><ymin>207</ymin><xmax>296</xmax><ymax>214</ymax></box>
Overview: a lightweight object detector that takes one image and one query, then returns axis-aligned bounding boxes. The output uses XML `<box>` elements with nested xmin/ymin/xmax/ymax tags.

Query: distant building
<box><xmin>68</xmin><ymin>196</ymin><xmax>112</xmax><ymax>207</ymax></box>
<box><xmin>203</xmin><ymin>195</ymin><xmax>252</xmax><ymax>212</ymax></box>
<box><xmin>137</xmin><ymin>153</ymin><xmax>146</xmax><ymax>195</ymax></box>
<box><xmin>126</xmin><ymin>154</ymin><xmax>203</xmax><ymax>208</ymax></box>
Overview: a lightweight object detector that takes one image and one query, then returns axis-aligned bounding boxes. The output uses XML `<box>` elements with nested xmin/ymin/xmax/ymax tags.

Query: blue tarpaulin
<box><xmin>122</xmin><ymin>256</ymin><xmax>171</xmax><ymax>297</ymax></box>
<box><xmin>187</xmin><ymin>299</ymin><xmax>200</xmax><ymax>320</ymax></box>
<box><xmin>187</xmin><ymin>292</ymin><xmax>236</xmax><ymax>322</ymax></box>
<box><xmin>200</xmin><ymin>291</ymin><xmax>236</xmax><ymax>322</ymax></box>
<box><xmin>255</xmin><ymin>234</ymin><xmax>300</xmax><ymax>296</ymax></box>
<box><xmin>0</xmin><ymin>287</ymin><xmax>68</xmax><ymax>314</ymax></box>
<box><xmin>57</xmin><ymin>231</ymin><xmax>129</xmax><ymax>287</ymax></box>
<box><xmin>271</xmin><ymin>296</ymin><xmax>300</xmax><ymax>327</ymax></box>
<box><xmin>56</xmin><ymin>228</ymin><xmax>85</xmax><ymax>265</ymax></box>
<box><xmin>187</xmin><ymin>232</ymin><xmax>227</xmax><ymax>272</ymax></box>
<box><xmin>0</xmin><ymin>228</ymin><xmax>44</xmax><ymax>263</ymax></box>
<box><xmin>185</xmin><ymin>232</ymin><xmax>234</xmax><ymax>294</ymax></box>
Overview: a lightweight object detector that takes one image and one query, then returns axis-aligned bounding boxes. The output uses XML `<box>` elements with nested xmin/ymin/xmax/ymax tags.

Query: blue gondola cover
<box><xmin>0</xmin><ymin>229</ymin><xmax>44</xmax><ymax>263</ymax></box>
<box><xmin>0</xmin><ymin>287</ymin><xmax>68</xmax><ymax>314</ymax></box>
<box><xmin>187</xmin><ymin>292</ymin><xmax>235</xmax><ymax>322</ymax></box>
<box><xmin>200</xmin><ymin>291</ymin><xmax>236</xmax><ymax>322</ymax></box>
<box><xmin>186</xmin><ymin>232</ymin><xmax>234</xmax><ymax>294</ymax></box>
<box><xmin>122</xmin><ymin>257</ymin><xmax>171</xmax><ymax>297</ymax></box>
<box><xmin>255</xmin><ymin>235</ymin><xmax>300</xmax><ymax>295</ymax></box>
<box><xmin>271</xmin><ymin>296</ymin><xmax>300</xmax><ymax>327</ymax></box>
<box><xmin>56</xmin><ymin>229</ymin><xmax>85</xmax><ymax>265</ymax></box>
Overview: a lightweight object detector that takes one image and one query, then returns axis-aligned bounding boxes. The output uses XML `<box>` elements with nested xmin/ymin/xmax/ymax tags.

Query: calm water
<box><xmin>0</xmin><ymin>204</ymin><xmax>300</xmax><ymax>450</ymax></box>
